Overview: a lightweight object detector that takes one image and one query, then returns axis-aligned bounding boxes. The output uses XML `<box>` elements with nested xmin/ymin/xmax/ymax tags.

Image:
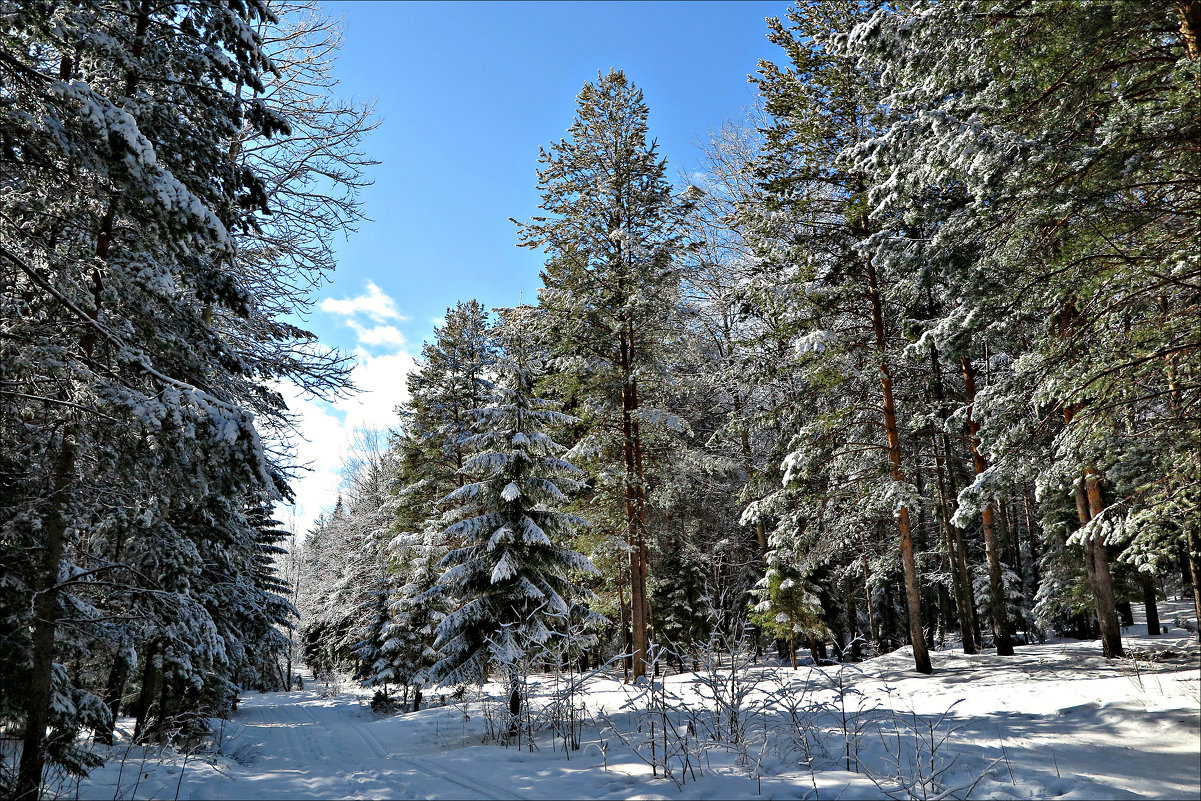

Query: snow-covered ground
<box><xmin>70</xmin><ymin>601</ymin><xmax>1199</xmax><ymax>800</ymax></box>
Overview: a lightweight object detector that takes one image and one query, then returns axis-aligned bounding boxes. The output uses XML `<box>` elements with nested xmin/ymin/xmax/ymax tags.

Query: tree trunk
<box><xmin>1178</xmin><ymin>542</ymin><xmax>1194</xmax><ymax>601</ymax></box>
<box><xmin>1075</xmin><ymin>481</ymin><xmax>1103</xmax><ymax>620</ymax></box>
<box><xmin>153</xmin><ymin>658</ymin><xmax>172</xmax><ymax>739</ymax></box>
<box><xmin>862</xmin><ymin>546</ymin><xmax>876</xmax><ymax>648</ymax></box>
<box><xmin>926</xmin><ymin>302</ymin><xmax>979</xmax><ymax>654</ymax></box>
<box><xmin>935</xmin><ymin>582</ymin><xmax>950</xmax><ymax>648</ymax></box>
<box><xmin>961</xmin><ymin>356</ymin><xmax>1015</xmax><ymax>656</ymax></box>
<box><xmin>507</xmin><ymin>678</ymin><xmax>522</xmax><ymax>738</ymax></box>
<box><xmin>881</xmin><ymin>575</ymin><xmax>897</xmax><ymax>651</ymax></box>
<box><xmin>1178</xmin><ymin>0</ymin><xmax>1201</xmax><ymax>59</ymax></box>
<box><xmin>864</xmin><ymin>253</ymin><xmax>931</xmax><ymax>674</ymax></box>
<box><xmin>945</xmin><ymin>446</ymin><xmax>982</xmax><ymax>652</ymax></box>
<box><xmin>931</xmin><ymin>430</ymin><xmax>979</xmax><ymax>654</ymax></box>
<box><xmin>1085</xmin><ymin>470</ymin><xmax>1124</xmax><ymax>657</ymax></box>
<box><xmin>845</xmin><ymin>574</ymin><xmax>860</xmax><ymax>660</ymax></box>
<box><xmin>1188</xmin><ymin>525</ymin><xmax>1201</xmax><ymax>632</ymax></box>
<box><xmin>132</xmin><ymin>641</ymin><xmax>159</xmax><ymax>743</ymax></box>
<box><xmin>978</xmin><ymin>501</ymin><xmax>1014</xmax><ymax>655</ymax></box>
<box><xmin>1071</xmin><ymin>463</ymin><xmax>1125</xmax><ymax>658</ymax></box>
<box><xmin>285</xmin><ymin>636</ymin><xmax>293</xmax><ymax>691</ymax></box>
<box><xmin>631</xmin><ymin>377</ymin><xmax>652</xmax><ymax>674</ymax></box>
<box><xmin>1116</xmin><ymin>601</ymin><xmax>1134</xmax><ymax>628</ymax></box>
<box><xmin>96</xmin><ymin>640</ymin><xmax>132</xmax><ymax>746</ymax></box>
<box><xmin>618</xmin><ymin>570</ymin><xmax>631</xmax><ymax>681</ymax></box>
<box><xmin>620</xmin><ymin>330</ymin><xmax>649</xmax><ymax>681</ymax></box>
<box><xmin>15</xmin><ymin>432</ymin><xmax>78</xmax><ymax>801</ymax></box>
<box><xmin>1023</xmin><ymin>493</ymin><xmax>1041</xmax><ymax>591</ymax></box>
<box><xmin>997</xmin><ymin>500</ymin><xmax>1020</xmax><ymax>581</ymax></box>
<box><xmin>807</xmin><ymin>634</ymin><xmax>821</xmax><ymax>666</ymax></box>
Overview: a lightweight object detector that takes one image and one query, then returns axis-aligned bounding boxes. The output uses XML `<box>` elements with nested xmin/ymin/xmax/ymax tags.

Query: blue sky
<box><xmin>281</xmin><ymin>0</ymin><xmax>790</xmax><ymax>534</ymax></box>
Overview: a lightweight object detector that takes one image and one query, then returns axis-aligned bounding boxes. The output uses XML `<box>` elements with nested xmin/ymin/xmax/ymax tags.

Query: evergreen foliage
<box><xmin>422</xmin><ymin>337</ymin><xmax>603</xmax><ymax>688</ymax></box>
<box><xmin>299</xmin><ymin>3</ymin><xmax>1197</xmax><ymax>716</ymax></box>
<box><xmin>513</xmin><ymin>68</ymin><xmax>695</xmax><ymax>679</ymax></box>
<box><xmin>0</xmin><ymin>1</ymin><xmax>366</xmax><ymax>793</ymax></box>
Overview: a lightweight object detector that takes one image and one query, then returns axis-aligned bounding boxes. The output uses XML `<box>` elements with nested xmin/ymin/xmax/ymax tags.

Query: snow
<box><xmin>75</xmin><ymin>601</ymin><xmax>1199</xmax><ymax>800</ymax></box>
<box><xmin>491</xmin><ymin>551</ymin><xmax>518</xmax><ymax>583</ymax></box>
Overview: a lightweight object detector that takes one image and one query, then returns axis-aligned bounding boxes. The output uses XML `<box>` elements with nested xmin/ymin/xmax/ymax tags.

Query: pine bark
<box><xmin>1084</xmin><ymin>470</ymin><xmax>1124</xmax><ymax>658</ymax></box>
<box><xmin>1142</xmin><ymin>576</ymin><xmax>1161</xmax><ymax>636</ymax></box>
<box><xmin>620</xmin><ymin>328</ymin><xmax>650</xmax><ymax>681</ymax></box>
<box><xmin>961</xmin><ymin>356</ymin><xmax>1015</xmax><ymax>656</ymax></box>
<box><xmin>1178</xmin><ymin>1</ymin><xmax>1201</xmax><ymax>59</ymax></box>
<box><xmin>864</xmin><ymin>252</ymin><xmax>931</xmax><ymax>674</ymax></box>
<box><xmin>927</xmin><ymin>346</ymin><xmax>980</xmax><ymax>654</ymax></box>
<box><xmin>1188</xmin><ymin>525</ymin><xmax>1201</xmax><ymax>633</ymax></box>
<box><xmin>631</xmin><ymin>376</ymin><xmax>652</xmax><ymax>673</ymax></box>
<box><xmin>1071</xmin><ymin>457</ymin><xmax>1123</xmax><ymax>658</ymax></box>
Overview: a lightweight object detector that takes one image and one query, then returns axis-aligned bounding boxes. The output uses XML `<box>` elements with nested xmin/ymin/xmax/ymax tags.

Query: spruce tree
<box><xmin>423</xmin><ymin>333</ymin><xmax>602</xmax><ymax>715</ymax></box>
<box><xmin>401</xmin><ymin>300</ymin><xmax>497</xmax><ymax>498</ymax></box>
<box><xmin>0</xmin><ymin>1</ymin><xmax>310</xmax><ymax>792</ymax></box>
<box><xmin>369</xmin><ymin>523</ymin><xmax>448</xmax><ymax>711</ymax></box>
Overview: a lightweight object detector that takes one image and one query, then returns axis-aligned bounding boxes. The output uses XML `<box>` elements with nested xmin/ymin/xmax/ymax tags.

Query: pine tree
<box><xmin>751</xmin><ymin>564</ymin><xmax>828</xmax><ymax>670</ymax></box>
<box><xmin>846</xmin><ymin>0</ymin><xmax>1201</xmax><ymax>655</ymax></box>
<box><xmin>514</xmin><ymin>69</ymin><xmax>693</xmax><ymax>679</ymax></box>
<box><xmin>746</xmin><ymin>0</ymin><xmax>933</xmax><ymax>673</ymax></box>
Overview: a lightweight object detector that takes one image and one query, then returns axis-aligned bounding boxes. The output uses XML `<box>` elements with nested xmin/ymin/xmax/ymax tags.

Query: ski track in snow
<box><xmin>159</xmin><ymin>686</ymin><xmax>525</xmax><ymax>800</ymax></box>
<box><xmin>389</xmin><ymin>754</ymin><xmax>524</xmax><ymax>801</ymax></box>
<box><xmin>334</xmin><ymin>704</ymin><xmax>524</xmax><ymax>801</ymax></box>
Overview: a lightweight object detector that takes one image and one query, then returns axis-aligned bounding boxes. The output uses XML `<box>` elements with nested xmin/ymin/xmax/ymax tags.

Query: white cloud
<box><xmin>347</xmin><ymin>321</ymin><xmax>407</xmax><ymax>347</ymax></box>
<box><xmin>320</xmin><ymin>281</ymin><xmax>405</xmax><ymax>323</ymax></box>
<box><xmin>277</xmin><ymin>282</ymin><xmax>418</xmax><ymax>538</ymax></box>
<box><xmin>342</xmin><ymin>346</ymin><xmax>416</xmax><ymax>434</ymax></box>
<box><xmin>274</xmin><ymin>383</ymin><xmax>350</xmax><ymax>537</ymax></box>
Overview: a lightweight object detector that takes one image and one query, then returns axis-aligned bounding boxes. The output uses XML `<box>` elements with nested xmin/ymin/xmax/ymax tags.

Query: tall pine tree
<box><xmin>514</xmin><ymin>69</ymin><xmax>692</xmax><ymax>679</ymax></box>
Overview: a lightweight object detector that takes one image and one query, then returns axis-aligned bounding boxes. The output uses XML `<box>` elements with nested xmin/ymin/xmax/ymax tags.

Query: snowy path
<box><xmin>101</xmin><ymin>683</ymin><xmax>527</xmax><ymax>800</ymax></box>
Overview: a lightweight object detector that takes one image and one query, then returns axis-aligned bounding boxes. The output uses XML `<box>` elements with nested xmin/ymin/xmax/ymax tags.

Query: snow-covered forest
<box><xmin>1</xmin><ymin>1</ymin><xmax>1198</xmax><ymax>799</ymax></box>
